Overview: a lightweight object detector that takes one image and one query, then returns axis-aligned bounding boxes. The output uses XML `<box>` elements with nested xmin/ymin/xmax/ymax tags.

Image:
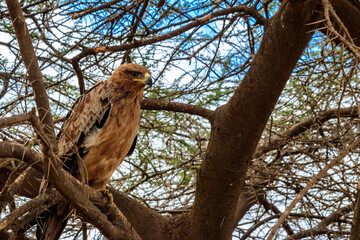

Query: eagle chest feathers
<box><xmin>83</xmin><ymin>96</ymin><xmax>141</xmax><ymax>188</ymax></box>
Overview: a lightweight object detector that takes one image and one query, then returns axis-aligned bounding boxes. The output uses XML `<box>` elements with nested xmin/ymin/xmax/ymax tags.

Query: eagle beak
<box><xmin>133</xmin><ymin>73</ymin><xmax>153</xmax><ymax>87</ymax></box>
<box><xmin>145</xmin><ymin>74</ymin><xmax>153</xmax><ymax>88</ymax></box>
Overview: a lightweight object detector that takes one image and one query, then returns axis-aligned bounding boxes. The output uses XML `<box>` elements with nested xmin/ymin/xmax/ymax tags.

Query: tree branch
<box><xmin>254</xmin><ymin>107</ymin><xmax>358</xmax><ymax>158</ymax></box>
<box><xmin>71</xmin><ymin>59</ymin><xmax>85</xmax><ymax>95</ymax></box>
<box><xmin>60</xmin><ymin>172</ymin><xmax>141</xmax><ymax>240</ymax></box>
<box><xmin>0</xmin><ymin>112</ymin><xmax>32</xmax><ymax>129</ymax></box>
<box><xmin>0</xmin><ymin>142</ymin><xmax>42</xmax><ymax>172</ymax></box>
<box><xmin>141</xmin><ymin>98</ymin><xmax>214</xmax><ymax>121</ymax></box>
<box><xmin>268</xmin><ymin>138</ymin><xmax>360</xmax><ymax>239</ymax></box>
<box><xmin>0</xmin><ymin>164</ymin><xmax>31</xmax><ymax>211</ymax></box>
<box><xmin>322</xmin><ymin>0</ymin><xmax>360</xmax><ymax>59</ymax></box>
<box><xmin>109</xmin><ymin>187</ymin><xmax>168</xmax><ymax>239</ymax></box>
<box><xmin>190</xmin><ymin>1</ymin><xmax>320</xmax><ymax>239</ymax></box>
<box><xmin>0</xmin><ymin>189</ymin><xmax>59</xmax><ymax>231</ymax></box>
<box><xmin>71</xmin><ymin>5</ymin><xmax>265</xmax><ymax>63</ymax></box>
<box><xmin>0</xmin><ymin>74</ymin><xmax>9</xmax><ymax>101</ymax></box>
<box><xmin>235</xmin><ymin>105</ymin><xmax>358</xmax><ymax>233</ymax></box>
<box><xmin>351</xmin><ymin>189</ymin><xmax>360</xmax><ymax>239</ymax></box>
<box><xmin>285</xmin><ymin>204</ymin><xmax>353</xmax><ymax>239</ymax></box>
<box><xmin>321</xmin><ymin>0</ymin><xmax>360</xmax><ymax>48</ymax></box>
<box><xmin>5</xmin><ymin>0</ymin><xmax>56</xmax><ymax>142</ymax></box>
<box><xmin>257</xmin><ymin>193</ymin><xmax>294</xmax><ymax>236</ymax></box>
<box><xmin>71</xmin><ymin>0</ymin><xmax>125</xmax><ymax>19</ymax></box>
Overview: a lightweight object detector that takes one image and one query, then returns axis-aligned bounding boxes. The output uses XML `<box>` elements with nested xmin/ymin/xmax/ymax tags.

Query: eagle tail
<box><xmin>36</xmin><ymin>203</ymin><xmax>71</xmax><ymax>240</ymax></box>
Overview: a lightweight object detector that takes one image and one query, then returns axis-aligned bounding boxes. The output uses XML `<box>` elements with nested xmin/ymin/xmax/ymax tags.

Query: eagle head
<box><xmin>110</xmin><ymin>63</ymin><xmax>152</xmax><ymax>91</ymax></box>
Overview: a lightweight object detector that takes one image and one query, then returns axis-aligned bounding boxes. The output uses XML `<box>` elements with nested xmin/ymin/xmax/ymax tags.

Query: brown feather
<box><xmin>39</xmin><ymin>63</ymin><xmax>151</xmax><ymax>240</ymax></box>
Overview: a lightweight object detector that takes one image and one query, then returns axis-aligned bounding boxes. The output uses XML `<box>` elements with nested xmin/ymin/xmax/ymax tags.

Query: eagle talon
<box><xmin>98</xmin><ymin>189</ymin><xmax>113</xmax><ymax>208</ymax></box>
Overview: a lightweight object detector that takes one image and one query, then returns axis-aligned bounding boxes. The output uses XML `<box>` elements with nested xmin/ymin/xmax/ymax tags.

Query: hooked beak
<box><xmin>133</xmin><ymin>73</ymin><xmax>153</xmax><ymax>88</ymax></box>
<box><xmin>145</xmin><ymin>73</ymin><xmax>153</xmax><ymax>88</ymax></box>
<box><xmin>146</xmin><ymin>76</ymin><xmax>153</xmax><ymax>88</ymax></box>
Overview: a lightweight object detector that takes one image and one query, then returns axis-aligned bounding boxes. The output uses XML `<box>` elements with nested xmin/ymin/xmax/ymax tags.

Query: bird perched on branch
<box><xmin>37</xmin><ymin>63</ymin><xmax>152</xmax><ymax>240</ymax></box>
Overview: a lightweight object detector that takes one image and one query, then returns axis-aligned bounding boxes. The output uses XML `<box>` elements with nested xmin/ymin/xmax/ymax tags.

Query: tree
<box><xmin>0</xmin><ymin>0</ymin><xmax>359</xmax><ymax>239</ymax></box>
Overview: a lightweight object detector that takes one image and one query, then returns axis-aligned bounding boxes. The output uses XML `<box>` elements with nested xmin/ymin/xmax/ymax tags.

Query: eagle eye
<box><xmin>128</xmin><ymin>71</ymin><xmax>141</xmax><ymax>78</ymax></box>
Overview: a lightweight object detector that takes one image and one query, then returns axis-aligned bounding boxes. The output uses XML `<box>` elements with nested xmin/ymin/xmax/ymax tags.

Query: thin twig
<box><xmin>267</xmin><ymin>137</ymin><xmax>360</xmax><ymax>240</ymax></box>
<box><xmin>0</xmin><ymin>190</ymin><xmax>59</xmax><ymax>231</ymax></box>
<box><xmin>322</xmin><ymin>0</ymin><xmax>360</xmax><ymax>59</ymax></box>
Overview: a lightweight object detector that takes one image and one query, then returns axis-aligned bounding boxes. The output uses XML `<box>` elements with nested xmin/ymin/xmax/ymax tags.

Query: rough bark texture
<box><xmin>189</xmin><ymin>1</ymin><xmax>319</xmax><ymax>239</ymax></box>
<box><xmin>329</xmin><ymin>0</ymin><xmax>360</xmax><ymax>47</ymax></box>
<box><xmin>110</xmin><ymin>188</ymin><xmax>168</xmax><ymax>240</ymax></box>
<box><xmin>351</xmin><ymin>189</ymin><xmax>360</xmax><ymax>240</ymax></box>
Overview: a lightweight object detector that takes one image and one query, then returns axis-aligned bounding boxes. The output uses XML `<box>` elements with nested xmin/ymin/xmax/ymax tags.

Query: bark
<box><xmin>0</xmin><ymin>142</ymin><xmax>42</xmax><ymax>172</ymax></box>
<box><xmin>328</xmin><ymin>0</ymin><xmax>360</xmax><ymax>47</ymax></box>
<box><xmin>110</xmin><ymin>188</ymin><xmax>168</xmax><ymax>240</ymax></box>
<box><xmin>5</xmin><ymin>0</ymin><xmax>56</xmax><ymax>142</ymax></box>
<box><xmin>141</xmin><ymin>98</ymin><xmax>214</xmax><ymax>121</ymax></box>
<box><xmin>351</xmin><ymin>190</ymin><xmax>360</xmax><ymax>240</ymax></box>
<box><xmin>0</xmin><ymin>112</ymin><xmax>31</xmax><ymax>128</ymax></box>
<box><xmin>189</xmin><ymin>1</ymin><xmax>320</xmax><ymax>239</ymax></box>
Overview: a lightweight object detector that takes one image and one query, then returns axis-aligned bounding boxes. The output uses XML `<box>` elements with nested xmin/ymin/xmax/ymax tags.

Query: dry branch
<box><xmin>267</xmin><ymin>137</ymin><xmax>360</xmax><ymax>240</ymax></box>
<box><xmin>328</xmin><ymin>0</ymin><xmax>360</xmax><ymax>47</ymax></box>
<box><xmin>142</xmin><ymin>98</ymin><xmax>214</xmax><ymax>121</ymax></box>
<box><xmin>0</xmin><ymin>190</ymin><xmax>59</xmax><ymax>231</ymax></box>
<box><xmin>5</xmin><ymin>0</ymin><xmax>56</xmax><ymax>141</ymax></box>
<box><xmin>351</xmin><ymin>189</ymin><xmax>360</xmax><ymax>239</ymax></box>
<box><xmin>0</xmin><ymin>112</ymin><xmax>32</xmax><ymax>129</ymax></box>
<box><xmin>254</xmin><ymin>107</ymin><xmax>358</xmax><ymax>158</ymax></box>
<box><xmin>322</xmin><ymin>0</ymin><xmax>360</xmax><ymax>59</ymax></box>
<box><xmin>71</xmin><ymin>0</ymin><xmax>125</xmax><ymax>19</ymax></box>
<box><xmin>285</xmin><ymin>204</ymin><xmax>353</xmax><ymax>239</ymax></box>
<box><xmin>0</xmin><ymin>142</ymin><xmax>42</xmax><ymax>172</ymax></box>
<box><xmin>0</xmin><ymin>74</ymin><xmax>9</xmax><ymax>101</ymax></box>
<box><xmin>0</xmin><ymin>164</ymin><xmax>31</xmax><ymax>210</ymax></box>
<box><xmin>71</xmin><ymin>4</ymin><xmax>265</xmax><ymax>62</ymax></box>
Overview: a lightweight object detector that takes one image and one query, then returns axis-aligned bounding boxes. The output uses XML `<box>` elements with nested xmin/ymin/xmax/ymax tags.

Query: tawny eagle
<box><xmin>37</xmin><ymin>63</ymin><xmax>152</xmax><ymax>240</ymax></box>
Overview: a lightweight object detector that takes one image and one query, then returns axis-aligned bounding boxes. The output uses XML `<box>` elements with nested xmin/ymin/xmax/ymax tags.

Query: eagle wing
<box><xmin>36</xmin><ymin>84</ymin><xmax>112</xmax><ymax>240</ymax></box>
<box><xmin>58</xmin><ymin>80</ymin><xmax>138</xmax><ymax>166</ymax></box>
<box><xmin>58</xmin><ymin>81</ymin><xmax>111</xmax><ymax>156</ymax></box>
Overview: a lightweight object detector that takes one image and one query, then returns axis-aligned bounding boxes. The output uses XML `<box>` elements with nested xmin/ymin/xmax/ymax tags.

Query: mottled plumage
<box><xmin>38</xmin><ymin>63</ymin><xmax>152</xmax><ymax>240</ymax></box>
